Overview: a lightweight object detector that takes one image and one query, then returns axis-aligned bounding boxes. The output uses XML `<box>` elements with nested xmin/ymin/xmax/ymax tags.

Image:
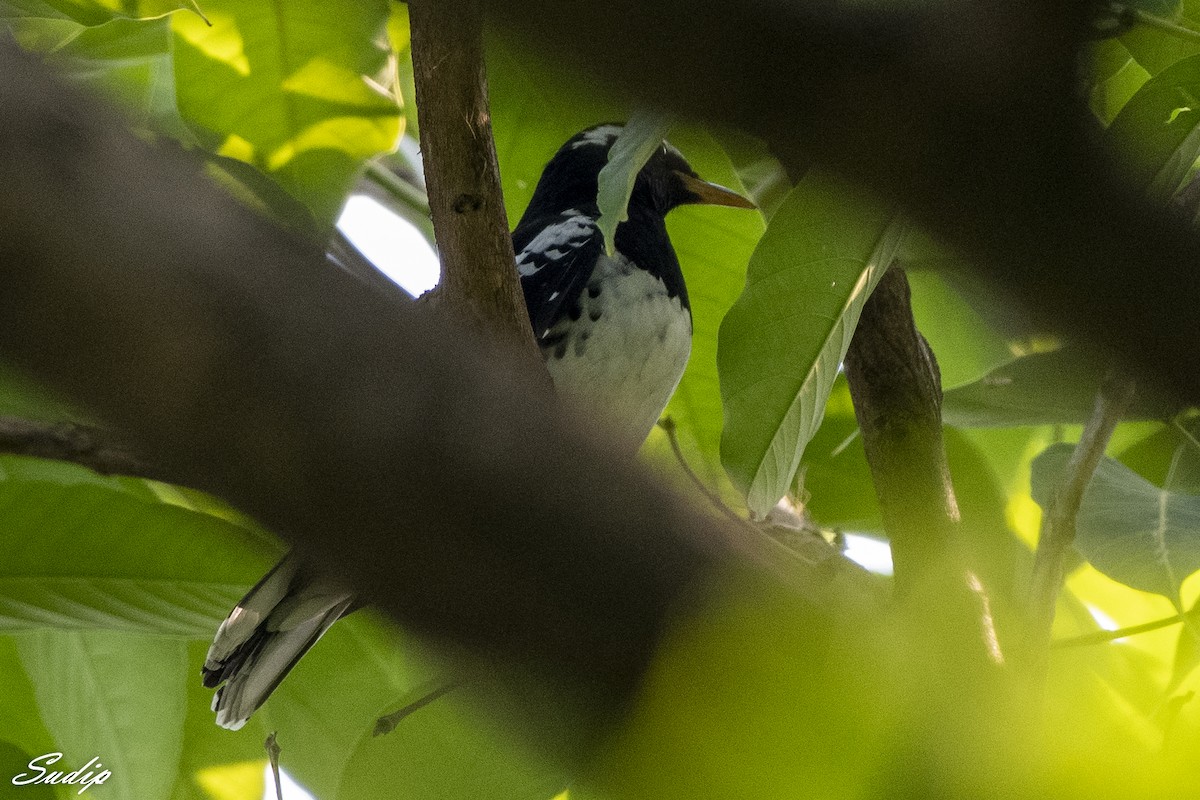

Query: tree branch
<box><xmin>1023</xmin><ymin>372</ymin><xmax>1137</xmax><ymax>678</ymax></box>
<box><xmin>408</xmin><ymin>0</ymin><xmax>544</xmax><ymax>372</ymax></box>
<box><xmin>843</xmin><ymin>267</ymin><xmax>960</xmax><ymax>594</ymax></box>
<box><xmin>0</xmin><ymin>415</ymin><xmax>171</xmax><ymax>482</ymax></box>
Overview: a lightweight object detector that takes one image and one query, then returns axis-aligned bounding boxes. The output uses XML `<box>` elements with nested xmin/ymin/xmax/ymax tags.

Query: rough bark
<box><xmin>843</xmin><ymin>268</ymin><xmax>960</xmax><ymax>594</ymax></box>
<box><xmin>409</xmin><ymin>0</ymin><xmax>544</xmax><ymax>375</ymax></box>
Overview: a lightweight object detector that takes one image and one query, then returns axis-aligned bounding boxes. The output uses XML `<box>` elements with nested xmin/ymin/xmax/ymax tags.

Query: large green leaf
<box><xmin>42</xmin><ymin>0</ymin><xmax>200</xmax><ymax>24</ymax></box>
<box><xmin>1089</xmin><ymin>39</ymin><xmax>1151</xmax><ymax>125</ymax></box>
<box><xmin>942</xmin><ymin>348</ymin><xmax>1179</xmax><ymax>427</ymax></box>
<box><xmin>1108</xmin><ymin>50</ymin><xmax>1200</xmax><ymax>198</ymax></box>
<box><xmin>51</xmin><ymin>16</ymin><xmax>195</xmax><ymax>140</ymax></box>
<box><xmin>906</xmin><ymin>270</ymin><xmax>1014</xmax><ymax>390</ymax></box>
<box><xmin>0</xmin><ymin>8</ymin><xmax>192</xmax><ymax>139</ymax></box>
<box><xmin>14</xmin><ymin>629</ymin><xmax>188</xmax><ymax>800</ymax></box>
<box><xmin>718</xmin><ymin>173</ymin><xmax>905</xmax><ymax>516</ymax></box>
<box><xmin>0</xmin><ymin>637</ymin><xmax>60</xmax><ymax>797</ymax></box>
<box><xmin>0</xmin><ymin>0</ymin><xmax>200</xmax><ymax>27</ymax></box>
<box><xmin>244</xmin><ymin>613</ymin><xmax>428</xmax><ymax>800</ymax></box>
<box><xmin>171</xmin><ymin>0</ymin><xmax>402</xmax><ymax>226</ymax></box>
<box><xmin>0</xmin><ymin>0</ymin><xmax>94</xmax><ymax>53</ymax></box>
<box><xmin>1031</xmin><ymin>443</ymin><xmax>1200</xmax><ymax>599</ymax></box>
<box><xmin>0</xmin><ymin>464</ymin><xmax>278</xmax><ymax>635</ymax></box>
<box><xmin>1121</xmin><ymin>0</ymin><xmax>1200</xmax><ymax>75</ymax></box>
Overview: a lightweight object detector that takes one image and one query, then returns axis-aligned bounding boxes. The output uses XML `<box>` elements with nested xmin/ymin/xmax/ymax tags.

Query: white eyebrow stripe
<box><xmin>570</xmin><ymin>125</ymin><xmax>623</xmax><ymax>149</ymax></box>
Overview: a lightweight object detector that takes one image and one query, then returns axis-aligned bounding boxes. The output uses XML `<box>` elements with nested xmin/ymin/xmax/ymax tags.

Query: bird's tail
<box><xmin>203</xmin><ymin>555</ymin><xmax>354</xmax><ymax>730</ymax></box>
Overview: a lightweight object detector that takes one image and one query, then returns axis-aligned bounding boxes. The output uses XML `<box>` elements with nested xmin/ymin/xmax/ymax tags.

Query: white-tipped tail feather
<box><xmin>203</xmin><ymin>556</ymin><xmax>353</xmax><ymax>730</ymax></box>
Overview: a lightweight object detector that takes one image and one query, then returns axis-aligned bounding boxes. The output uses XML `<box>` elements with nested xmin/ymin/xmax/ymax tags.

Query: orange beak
<box><xmin>674</xmin><ymin>171</ymin><xmax>757</xmax><ymax>209</ymax></box>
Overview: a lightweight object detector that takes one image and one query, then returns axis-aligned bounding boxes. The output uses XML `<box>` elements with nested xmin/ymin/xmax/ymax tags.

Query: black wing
<box><xmin>512</xmin><ymin>209</ymin><xmax>605</xmax><ymax>341</ymax></box>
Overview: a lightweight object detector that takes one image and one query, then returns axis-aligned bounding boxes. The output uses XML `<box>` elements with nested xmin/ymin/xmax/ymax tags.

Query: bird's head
<box><xmin>527</xmin><ymin>123</ymin><xmax>755</xmax><ymax>217</ymax></box>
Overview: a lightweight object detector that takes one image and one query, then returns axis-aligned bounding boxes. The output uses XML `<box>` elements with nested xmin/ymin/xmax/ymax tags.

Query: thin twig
<box><xmin>1171</xmin><ymin>414</ymin><xmax>1200</xmax><ymax>455</ymax></box>
<box><xmin>1053</xmin><ymin>613</ymin><xmax>1184</xmax><ymax>648</ymax></box>
<box><xmin>1129</xmin><ymin>7</ymin><xmax>1200</xmax><ymax>43</ymax></box>
<box><xmin>264</xmin><ymin>732</ymin><xmax>283</xmax><ymax>800</ymax></box>
<box><xmin>326</xmin><ymin>230</ymin><xmax>414</xmax><ymax>299</ymax></box>
<box><xmin>657</xmin><ymin>417</ymin><xmax>745</xmax><ymax>525</ymax></box>
<box><xmin>0</xmin><ymin>415</ymin><xmax>174</xmax><ymax>483</ymax></box>
<box><xmin>374</xmin><ymin>682</ymin><xmax>458</xmax><ymax>736</ymax></box>
<box><xmin>1023</xmin><ymin>371</ymin><xmax>1137</xmax><ymax>679</ymax></box>
<box><xmin>363</xmin><ymin>160</ymin><xmax>435</xmax><ymax>242</ymax></box>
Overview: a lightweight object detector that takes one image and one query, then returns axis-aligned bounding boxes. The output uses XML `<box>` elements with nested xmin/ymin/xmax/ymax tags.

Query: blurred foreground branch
<box><xmin>0</xmin><ymin>415</ymin><xmax>168</xmax><ymax>482</ymax></box>
<box><xmin>1023</xmin><ymin>373</ymin><xmax>1136</xmax><ymax>682</ymax></box>
<box><xmin>0</xmin><ymin>42</ymin><xmax>873</xmax><ymax>748</ymax></box>
<box><xmin>482</xmin><ymin>0</ymin><xmax>1198</xmax><ymax>404</ymax></box>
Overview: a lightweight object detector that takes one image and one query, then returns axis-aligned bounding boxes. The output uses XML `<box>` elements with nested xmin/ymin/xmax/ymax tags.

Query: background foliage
<box><xmin>3</xmin><ymin>0</ymin><xmax>1200</xmax><ymax>798</ymax></box>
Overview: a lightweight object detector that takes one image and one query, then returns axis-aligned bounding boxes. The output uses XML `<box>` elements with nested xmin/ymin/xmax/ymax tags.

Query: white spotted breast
<box><xmin>541</xmin><ymin>252</ymin><xmax>692</xmax><ymax>450</ymax></box>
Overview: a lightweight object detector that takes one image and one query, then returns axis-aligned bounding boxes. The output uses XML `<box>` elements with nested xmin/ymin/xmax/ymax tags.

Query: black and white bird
<box><xmin>202</xmin><ymin>123</ymin><xmax>754</xmax><ymax>730</ymax></box>
<box><xmin>513</xmin><ymin>124</ymin><xmax>754</xmax><ymax>448</ymax></box>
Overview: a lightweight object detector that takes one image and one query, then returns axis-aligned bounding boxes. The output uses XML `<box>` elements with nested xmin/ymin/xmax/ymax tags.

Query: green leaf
<box><xmin>595</xmin><ymin>111</ymin><xmax>675</xmax><ymax>256</ymax></box>
<box><xmin>942</xmin><ymin>348</ymin><xmax>1178</xmax><ymax>427</ymax></box>
<box><xmin>1094</xmin><ymin>55</ymin><xmax>1152</xmax><ymax>126</ymax></box>
<box><xmin>170</xmin><ymin>0</ymin><xmax>402</xmax><ymax>226</ymax></box>
<box><xmin>0</xmin><ymin>363</ymin><xmax>87</xmax><ymax>424</ymax></box>
<box><xmin>334</xmin><ymin>685</ymin><xmax>566</xmax><ymax>800</ymax></box>
<box><xmin>1121</xmin><ymin>0</ymin><xmax>1200</xmax><ymax>75</ymax></box>
<box><xmin>15</xmin><ymin>629</ymin><xmax>188</xmax><ymax>800</ymax></box>
<box><xmin>1031</xmin><ymin>443</ymin><xmax>1200</xmax><ymax>599</ymax></box>
<box><xmin>0</xmin><ymin>0</ymin><xmax>90</xmax><ymax>55</ymax></box>
<box><xmin>42</xmin><ymin>0</ymin><xmax>203</xmax><ymax>24</ymax></box>
<box><xmin>0</xmin><ymin>637</ymin><xmax>60</xmax><ymax>782</ymax></box>
<box><xmin>906</xmin><ymin>270</ymin><xmax>1014</xmax><ymax>390</ymax></box>
<box><xmin>0</xmin><ymin>741</ymin><xmax>59</xmax><ymax>800</ymax></box>
<box><xmin>0</xmin><ymin>0</ymin><xmax>201</xmax><ymax>27</ymax></box>
<box><xmin>50</xmin><ymin>17</ymin><xmax>194</xmax><ymax>139</ymax></box>
<box><xmin>1108</xmin><ymin>51</ymin><xmax>1200</xmax><ymax>198</ymax></box>
<box><xmin>0</xmin><ymin>473</ymin><xmax>278</xmax><ymax>634</ymax></box>
<box><xmin>718</xmin><ymin>173</ymin><xmax>905</xmax><ymax>516</ymax></box>
<box><xmin>169</xmin><ymin>640</ymin><xmax>266</xmax><ymax>800</ymax></box>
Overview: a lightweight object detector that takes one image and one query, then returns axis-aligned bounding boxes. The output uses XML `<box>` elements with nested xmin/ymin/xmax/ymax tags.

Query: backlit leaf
<box><xmin>596</xmin><ymin>110</ymin><xmax>674</xmax><ymax>256</ymax></box>
<box><xmin>1032</xmin><ymin>443</ymin><xmax>1200</xmax><ymax>599</ymax></box>
<box><xmin>719</xmin><ymin>173</ymin><xmax>905</xmax><ymax>516</ymax></box>
<box><xmin>171</xmin><ymin>0</ymin><xmax>402</xmax><ymax>226</ymax></box>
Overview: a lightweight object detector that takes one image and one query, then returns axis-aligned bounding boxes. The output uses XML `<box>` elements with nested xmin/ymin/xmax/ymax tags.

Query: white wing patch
<box><xmin>515</xmin><ymin>212</ymin><xmax>596</xmax><ymax>276</ymax></box>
